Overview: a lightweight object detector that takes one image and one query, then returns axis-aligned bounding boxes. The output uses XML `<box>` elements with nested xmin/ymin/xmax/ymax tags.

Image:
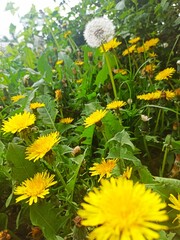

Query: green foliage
<box><xmin>0</xmin><ymin>0</ymin><xmax>179</xmax><ymax>239</ymax></box>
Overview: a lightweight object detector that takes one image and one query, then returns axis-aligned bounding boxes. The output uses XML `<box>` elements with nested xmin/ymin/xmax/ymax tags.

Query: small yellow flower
<box><xmin>2</xmin><ymin>111</ymin><xmax>36</xmax><ymax>134</ymax></box>
<box><xmin>78</xmin><ymin>177</ymin><xmax>168</xmax><ymax>240</ymax></box>
<box><xmin>89</xmin><ymin>158</ymin><xmax>117</xmax><ymax>182</ymax></box>
<box><xmin>55</xmin><ymin>89</ymin><xmax>62</xmax><ymax>101</ymax></box>
<box><xmin>14</xmin><ymin>171</ymin><xmax>57</xmax><ymax>205</ymax></box>
<box><xmin>30</xmin><ymin>102</ymin><xmax>45</xmax><ymax>110</ymax></box>
<box><xmin>56</xmin><ymin>60</ymin><xmax>64</xmax><ymax>65</ymax></box>
<box><xmin>141</xmin><ymin>64</ymin><xmax>156</xmax><ymax>75</ymax></box>
<box><xmin>137</xmin><ymin>91</ymin><xmax>162</xmax><ymax>101</ymax></box>
<box><xmin>60</xmin><ymin>117</ymin><xmax>74</xmax><ymax>124</ymax></box>
<box><xmin>26</xmin><ymin>132</ymin><xmax>60</xmax><ymax>162</ymax></box>
<box><xmin>11</xmin><ymin>95</ymin><xmax>25</xmax><ymax>103</ymax></box>
<box><xmin>84</xmin><ymin>109</ymin><xmax>108</xmax><ymax>128</ymax></box>
<box><xmin>128</xmin><ymin>37</ymin><xmax>140</xmax><ymax>44</ymax></box>
<box><xmin>148</xmin><ymin>52</ymin><xmax>157</xmax><ymax>58</ymax></box>
<box><xmin>106</xmin><ymin>100</ymin><xmax>126</xmax><ymax>110</ymax></box>
<box><xmin>76</xmin><ymin>79</ymin><xmax>83</xmax><ymax>84</ymax></box>
<box><xmin>165</xmin><ymin>90</ymin><xmax>176</xmax><ymax>100</ymax></box>
<box><xmin>113</xmin><ymin>68</ymin><xmax>127</xmax><ymax>75</ymax></box>
<box><xmin>100</xmin><ymin>38</ymin><xmax>122</xmax><ymax>52</ymax></box>
<box><xmin>122</xmin><ymin>166</ymin><xmax>132</xmax><ymax>179</ymax></box>
<box><xmin>75</xmin><ymin>60</ymin><xmax>84</xmax><ymax>66</ymax></box>
<box><xmin>155</xmin><ymin>67</ymin><xmax>176</xmax><ymax>81</ymax></box>
<box><xmin>122</xmin><ymin>44</ymin><xmax>136</xmax><ymax>56</ymax></box>
<box><xmin>168</xmin><ymin>194</ymin><xmax>180</xmax><ymax>223</ymax></box>
<box><xmin>64</xmin><ymin>30</ymin><xmax>72</xmax><ymax>38</ymax></box>
<box><xmin>144</xmin><ymin>38</ymin><xmax>159</xmax><ymax>48</ymax></box>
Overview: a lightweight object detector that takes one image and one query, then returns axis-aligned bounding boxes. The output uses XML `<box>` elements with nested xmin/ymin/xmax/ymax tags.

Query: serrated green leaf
<box><xmin>108</xmin><ymin>130</ymin><xmax>135</xmax><ymax>149</ymax></box>
<box><xmin>22</xmin><ymin>47</ymin><xmax>36</xmax><ymax>69</ymax></box>
<box><xmin>37</xmin><ymin>54</ymin><xmax>53</xmax><ymax>82</ymax></box>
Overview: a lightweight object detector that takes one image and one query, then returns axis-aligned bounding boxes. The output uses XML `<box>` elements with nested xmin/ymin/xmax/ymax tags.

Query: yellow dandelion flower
<box><xmin>84</xmin><ymin>109</ymin><xmax>108</xmax><ymax>128</ymax></box>
<box><xmin>122</xmin><ymin>166</ymin><xmax>132</xmax><ymax>179</ymax></box>
<box><xmin>11</xmin><ymin>95</ymin><xmax>25</xmax><ymax>103</ymax></box>
<box><xmin>144</xmin><ymin>38</ymin><xmax>159</xmax><ymax>48</ymax></box>
<box><xmin>75</xmin><ymin>60</ymin><xmax>84</xmax><ymax>66</ymax></box>
<box><xmin>155</xmin><ymin>67</ymin><xmax>176</xmax><ymax>81</ymax></box>
<box><xmin>106</xmin><ymin>100</ymin><xmax>126</xmax><ymax>110</ymax></box>
<box><xmin>55</xmin><ymin>89</ymin><xmax>62</xmax><ymax>101</ymax></box>
<box><xmin>56</xmin><ymin>60</ymin><xmax>64</xmax><ymax>65</ymax></box>
<box><xmin>141</xmin><ymin>64</ymin><xmax>156</xmax><ymax>75</ymax></box>
<box><xmin>148</xmin><ymin>52</ymin><xmax>157</xmax><ymax>58</ymax></box>
<box><xmin>60</xmin><ymin>117</ymin><xmax>74</xmax><ymax>124</ymax></box>
<box><xmin>14</xmin><ymin>171</ymin><xmax>57</xmax><ymax>205</ymax></box>
<box><xmin>78</xmin><ymin>177</ymin><xmax>168</xmax><ymax>240</ymax></box>
<box><xmin>76</xmin><ymin>79</ymin><xmax>83</xmax><ymax>84</ymax></box>
<box><xmin>64</xmin><ymin>30</ymin><xmax>72</xmax><ymax>38</ymax></box>
<box><xmin>137</xmin><ymin>90</ymin><xmax>162</xmax><ymax>101</ymax></box>
<box><xmin>137</xmin><ymin>45</ymin><xmax>147</xmax><ymax>53</ymax></box>
<box><xmin>26</xmin><ymin>132</ymin><xmax>60</xmax><ymax>162</ymax></box>
<box><xmin>89</xmin><ymin>158</ymin><xmax>117</xmax><ymax>182</ymax></box>
<box><xmin>113</xmin><ymin>68</ymin><xmax>127</xmax><ymax>75</ymax></box>
<box><xmin>100</xmin><ymin>38</ymin><xmax>122</xmax><ymax>52</ymax></box>
<box><xmin>168</xmin><ymin>194</ymin><xmax>180</xmax><ymax>223</ymax></box>
<box><xmin>122</xmin><ymin>44</ymin><xmax>136</xmax><ymax>56</ymax></box>
<box><xmin>2</xmin><ymin>111</ymin><xmax>36</xmax><ymax>134</ymax></box>
<box><xmin>128</xmin><ymin>37</ymin><xmax>140</xmax><ymax>44</ymax></box>
<box><xmin>30</xmin><ymin>102</ymin><xmax>45</xmax><ymax>110</ymax></box>
<box><xmin>165</xmin><ymin>90</ymin><xmax>176</xmax><ymax>100</ymax></box>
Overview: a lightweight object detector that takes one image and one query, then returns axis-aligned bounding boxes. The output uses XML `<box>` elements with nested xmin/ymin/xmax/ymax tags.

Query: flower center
<box><xmin>94</xmin><ymin>28</ymin><xmax>105</xmax><ymax>39</ymax></box>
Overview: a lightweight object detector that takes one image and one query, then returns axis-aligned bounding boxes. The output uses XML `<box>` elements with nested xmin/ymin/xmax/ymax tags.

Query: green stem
<box><xmin>53</xmin><ymin>165</ymin><xmax>67</xmax><ymax>190</ymax></box>
<box><xmin>160</xmin><ymin>145</ymin><xmax>169</xmax><ymax>177</ymax></box>
<box><xmin>102</xmin><ymin>46</ymin><xmax>117</xmax><ymax>99</ymax></box>
<box><xmin>143</xmin><ymin>135</ymin><xmax>151</xmax><ymax>161</ymax></box>
<box><xmin>166</xmin><ymin>34</ymin><xmax>180</xmax><ymax>67</ymax></box>
<box><xmin>154</xmin><ymin>109</ymin><xmax>162</xmax><ymax>135</ymax></box>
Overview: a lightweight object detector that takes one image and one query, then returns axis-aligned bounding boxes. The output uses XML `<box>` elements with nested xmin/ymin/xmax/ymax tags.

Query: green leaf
<box><xmin>94</xmin><ymin>64</ymin><xmax>108</xmax><ymax>86</ymax></box>
<box><xmin>0</xmin><ymin>213</ymin><xmax>8</xmax><ymax>230</ymax></box>
<box><xmin>37</xmin><ymin>95</ymin><xmax>58</xmax><ymax>129</ymax></box>
<box><xmin>108</xmin><ymin>130</ymin><xmax>135</xmax><ymax>149</ymax></box>
<box><xmin>30</xmin><ymin>202</ymin><xmax>60</xmax><ymax>240</ymax></box>
<box><xmin>22</xmin><ymin>47</ymin><xmax>36</xmax><ymax>69</ymax></box>
<box><xmin>9</xmin><ymin>23</ymin><xmax>16</xmax><ymax>35</ymax></box>
<box><xmin>6</xmin><ymin>143</ymin><xmax>40</xmax><ymax>182</ymax></box>
<box><xmin>37</xmin><ymin>54</ymin><xmax>53</xmax><ymax>82</ymax></box>
<box><xmin>80</xmin><ymin>125</ymin><xmax>95</xmax><ymax>145</ymax></box>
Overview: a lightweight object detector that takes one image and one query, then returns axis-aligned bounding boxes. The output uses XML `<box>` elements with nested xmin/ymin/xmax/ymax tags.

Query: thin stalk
<box><xmin>160</xmin><ymin>145</ymin><xmax>169</xmax><ymax>177</ymax></box>
<box><xmin>143</xmin><ymin>136</ymin><xmax>151</xmax><ymax>162</ymax></box>
<box><xmin>166</xmin><ymin>34</ymin><xmax>180</xmax><ymax>67</ymax></box>
<box><xmin>154</xmin><ymin>109</ymin><xmax>162</xmax><ymax>135</ymax></box>
<box><xmin>46</xmin><ymin>23</ymin><xmax>60</xmax><ymax>50</ymax></box>
<box><xmin>102</xmin><ymin>45</ymin><xmax>117</xmax><ymax>99</ymax></box>
<box><xmin>53</xmin><ymin>165</ymin><xmax>68</xmax><ymax>191</ymax></box>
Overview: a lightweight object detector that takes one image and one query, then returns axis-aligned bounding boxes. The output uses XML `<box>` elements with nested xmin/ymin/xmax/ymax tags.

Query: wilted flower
<box><xmin>55</xmin><ymin>89</ymin><xmax>62</xmax><ymax>101</ymax></box>
<box><xmin>64</xmin><ymin>30</ymin><xmax>72</xmax><ymax>38</ymax></box>
<box><xmin>141</xmin><ymin>114</ymin><xmax>152</xmax><ymax>122</ymax></box>
<box><xmin>84</xmin><ymin>17</ymin><xmax>115</xmax><ymax>48</ymax></box>
<box><xmin>72</xmin><ymin>146</ymin><xmax>81</xmax><ymax>156</ymax></box>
